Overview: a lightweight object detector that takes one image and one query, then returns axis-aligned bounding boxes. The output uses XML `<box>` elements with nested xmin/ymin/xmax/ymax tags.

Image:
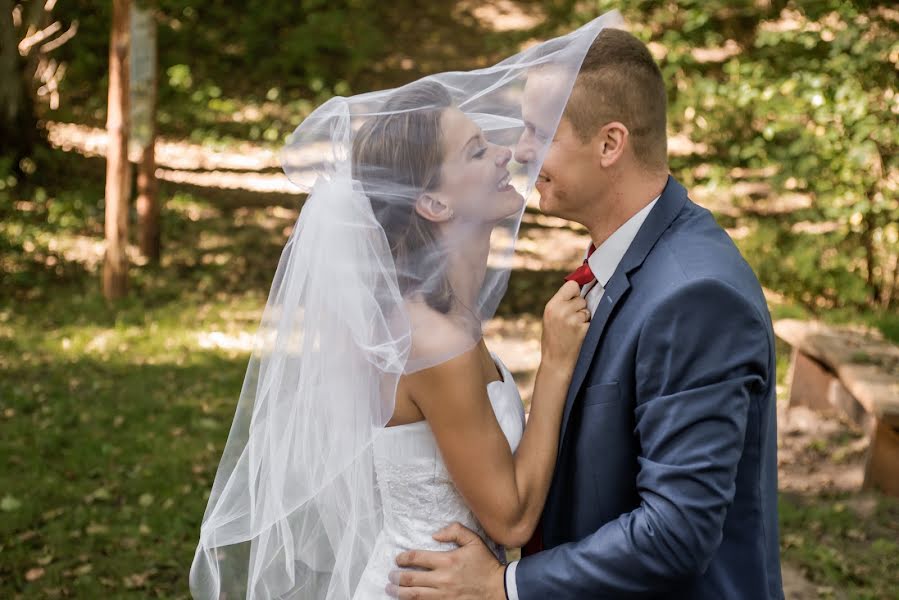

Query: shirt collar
<box><xmin>587</xmin><ymin>196</ymin><xmax>659</xmax><ymax>288</ymax></box>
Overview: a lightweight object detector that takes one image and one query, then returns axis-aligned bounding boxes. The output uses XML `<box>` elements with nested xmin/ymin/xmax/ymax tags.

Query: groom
<box><xmin>389</xmin><ymin>28</ymin><xmax>783</xmax><ymax>599</ymax></box>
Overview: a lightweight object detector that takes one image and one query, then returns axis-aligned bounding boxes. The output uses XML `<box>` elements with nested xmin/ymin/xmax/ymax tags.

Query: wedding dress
<box><xmin>353</xmin><ymin>354</ymin><xmax>525</xmax><ymax>599</ymax></box>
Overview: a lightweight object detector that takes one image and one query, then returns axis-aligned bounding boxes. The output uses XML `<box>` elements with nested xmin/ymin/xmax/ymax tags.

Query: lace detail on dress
<box><xmin>352</xmin><ymin>355</ymin><xmax>524</xmax><ymax>599</ymax></box>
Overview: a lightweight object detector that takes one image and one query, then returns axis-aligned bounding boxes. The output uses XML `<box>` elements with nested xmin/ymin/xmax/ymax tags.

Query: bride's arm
<box><xmin>404</xmin><ymin>282</ymin><xmax>587</xmax><ymax>548</ymax></box>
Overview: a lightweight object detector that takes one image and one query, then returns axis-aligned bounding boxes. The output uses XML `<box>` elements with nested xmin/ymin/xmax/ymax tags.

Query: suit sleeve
<box><xmin>515</xmin><ymin>278</ymin><xmax>771</xmax><ymax>598</ymax></box>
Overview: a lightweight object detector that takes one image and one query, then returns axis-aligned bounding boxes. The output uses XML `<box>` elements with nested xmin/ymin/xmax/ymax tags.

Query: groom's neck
<box><xmin>585</xmin><ymin>170</ymin><xmax>668</xmax><ymax>248</ymax></box>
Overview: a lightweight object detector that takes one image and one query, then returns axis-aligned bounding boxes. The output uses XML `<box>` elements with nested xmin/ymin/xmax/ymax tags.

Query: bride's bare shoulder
<box><xmin>403</xmin><ymin>301</ymin><xmax>477</xmax><ymax>366</ymax></box>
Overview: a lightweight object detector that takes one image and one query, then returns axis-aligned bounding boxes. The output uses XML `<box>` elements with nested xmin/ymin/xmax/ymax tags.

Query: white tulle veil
<box><xmin>190</xmin><ymin>12</ymin><xmax>622</xmax><ymax>599</ymax></box>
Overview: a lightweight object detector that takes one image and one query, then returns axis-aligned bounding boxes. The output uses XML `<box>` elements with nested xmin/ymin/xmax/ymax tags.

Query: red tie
<box><xmin>564</xmin><ymin>243</ymin><xmax>596</xmax><ymax>287</ymax></box>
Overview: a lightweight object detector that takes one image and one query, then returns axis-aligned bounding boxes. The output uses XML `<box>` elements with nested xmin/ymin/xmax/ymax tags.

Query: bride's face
<box><xmin>429</xmin><ymin>107</ymin><xmax>524</xmax><ymax>224</ymax></box>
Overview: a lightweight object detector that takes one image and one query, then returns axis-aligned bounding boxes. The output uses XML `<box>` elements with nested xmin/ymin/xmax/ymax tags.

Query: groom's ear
<box><xmin>415</xmin><ymin>193</ymin><xmax>454</xmax><ymax>223</ymax></box>
<box><xmin>594</xmin><ymin>121</ymin><xmax>629</xmax><ymax>168</ymax></box>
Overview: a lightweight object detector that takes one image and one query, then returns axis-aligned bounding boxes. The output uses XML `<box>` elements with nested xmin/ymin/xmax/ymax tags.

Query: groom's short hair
<box><xmin>566</xmin><ymin>28</ymin><xmax>668</xmax><ymax>172</ymax></box>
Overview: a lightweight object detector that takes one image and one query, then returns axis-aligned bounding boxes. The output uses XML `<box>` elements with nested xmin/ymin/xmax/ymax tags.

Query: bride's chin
<box><xmin>499</xmin><ymin>187</ymin><xmax>525</xmax><ymax>206</ymax></box>
<box><xmin>470</xmin><ymin>190</ymin><xmax>525</xmax><ymax>226</ymax></box>
<box><xmin>507</xmin><ymin>190</ymin><xmax>526</xmax><ymax>213</ymax></box>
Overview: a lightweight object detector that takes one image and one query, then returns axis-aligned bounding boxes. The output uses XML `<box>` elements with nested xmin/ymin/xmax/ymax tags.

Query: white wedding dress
<box><xmin>353</xmin><ymin>354</ymin><xmax>525</xmax><ymax>599</ymax></box>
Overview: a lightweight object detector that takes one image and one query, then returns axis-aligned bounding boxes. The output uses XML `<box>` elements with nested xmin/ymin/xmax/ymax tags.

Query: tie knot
<box><xmin>564</xmin><ymin>241</ymin><xmax>597</xmax><ymax>288</ymax></box>
<box><xmin>565</xmin><ymin>262</ymin><xmax>595</xmax><ymax>288</ymax></box>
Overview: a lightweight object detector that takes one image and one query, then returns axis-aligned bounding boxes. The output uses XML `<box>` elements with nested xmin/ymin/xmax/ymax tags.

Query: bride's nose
<box><xmin>494</xmin><ymin>145</ymin><xmax>512</xmax><ymax>167</ymax></box>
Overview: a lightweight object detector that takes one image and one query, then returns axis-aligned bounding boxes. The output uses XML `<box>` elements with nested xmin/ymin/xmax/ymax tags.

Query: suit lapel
<box><xmin>557</xmin><ymin>176</ymin><xmax>689</xmax><ymax>448</ymax></box>
<box><xmin>558</xmin><ymin>272</ymin><xmax>629</xmax><ymax>447</ymax></box>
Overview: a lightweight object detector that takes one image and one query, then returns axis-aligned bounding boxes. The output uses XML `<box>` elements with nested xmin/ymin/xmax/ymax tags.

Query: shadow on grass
<box><xmin>0</xmin><ymin>346</ymin><xmax>250</xmax><ymax>597</ymax></box>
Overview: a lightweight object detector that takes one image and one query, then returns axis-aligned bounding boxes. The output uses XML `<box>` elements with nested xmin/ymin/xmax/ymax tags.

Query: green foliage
<box><xmin>736</xmin><ymin>219</ymin><xmax>873</xmax><ymax>309</ymax></box>
<box><xmin>50</xmin><ymin>1</ymin><xmax>506</xmax><ymax>145</ymax></box>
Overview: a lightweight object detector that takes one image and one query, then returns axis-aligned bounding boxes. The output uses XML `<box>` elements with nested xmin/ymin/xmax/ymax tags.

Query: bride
<box><xmin>349</xmin><ymin>80</ymin><xmax>587</xmax><ymax>598</ymax></box>
<box><xmin>190</xmin><ymin>15</ymin><xmax>615</xmax><ymax>600</ymax></box>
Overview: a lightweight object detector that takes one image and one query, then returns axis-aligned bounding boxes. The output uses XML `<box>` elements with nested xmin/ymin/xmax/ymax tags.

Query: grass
<box><xmin>0</xmin><ymin>262</ymin><xmax>272</xmax><ymax>596</ymax></box>
<box><xmin>779</xmin><ymin>493</ymin><xmax>899</xmax><ymax>600</ymax></box>
<box><xmin>1</xmin><ymin>154</ymin><xmax>294</xmax><ymax>596</ymax></box>
<box><xmin>1</xmin><ymin>147</ymin><xmax>897</xmax><ymax>596</ymax></box>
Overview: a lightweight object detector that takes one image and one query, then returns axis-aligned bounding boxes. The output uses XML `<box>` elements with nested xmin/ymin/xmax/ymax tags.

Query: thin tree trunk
<box><xmin>103</xmin><ymin>0</ymin><xmax>131</xmax><ymax>300</ymax></box>
<box><xmin>0</xmin><ymin>0</ymin><xmax>38</xmax><ymax>168</ymax></box>
<box><xmin>886</xmin><ymin>252</ymin><xmax>898</xmax><ymax>311</ymax></box>
<box><xmin>0</xmin><ymin>0</ymin><xmax>20</xmax><ymax>125</ymax></box>
<box><xmin>861</xmin><ymin>211</ymin><xmax>881</xmax><ymax>307</ymax></box>
<box><xmin>132</xmin><ymin>5</ymin><xmax>159</xmax><ymax>261</ymax></box>
<box><xmin>136</xmin><ymin>135</ymin><xmax>158</xmax><ymax>260</ymax></box>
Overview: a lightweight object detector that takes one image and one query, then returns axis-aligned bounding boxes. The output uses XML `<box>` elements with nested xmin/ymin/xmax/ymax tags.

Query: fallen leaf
<box><xmin>120</xmin><ymin>536</ymin><xmax>138</xmax><ymax>549</ymax></box>
<box><xmin>25</xmin><ymin>567</ymin><xmax>45</xmax><ymax>581</ymax></box>
<box><xmin>123</xmin><ymin>571</ymin><xmax>152</xmax><ymax>588</ymax></box>
<box><xmin>85</xmin><ymin>487</ymin><xmax>112</xmax><ymax>503</ymax></box>
<box><xmin>42</xmin><ymin>508</ymin><xmax>65</xmax><ymax>521</ymax></box>
<box><xmin>17</xmin><ymin>530</ymin><xmax>38</xmax><ymax>543</ymax></box>
<box><xmin>86</xmin><ymin>522</ymin><xmax>109</xmax><ymax>535</ymax></box>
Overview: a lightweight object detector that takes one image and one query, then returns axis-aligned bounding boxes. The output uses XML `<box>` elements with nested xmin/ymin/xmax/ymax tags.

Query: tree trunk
<box><xmin>136</xmin><ymin>136</ymin><xmax>159</xmax><ymax>260</ymax></box>
<box><xmin>861</xmin><ymin>210</ymin><xmax>881</xmax><ymax>307</ymax></box>
<box><xmin>887</xmin><ymin>253</ymin><xmax>898</xmax><ymax>311</ymax></box>
<box><xmin>103</xmin><ymin>0</ymin><xmax>131</xmax><ymax>301</ymax></box>
<box><xmin>131</xmin><ymin>5</ymin><xmax>159</xmax><ymax>261</ymax></box>
<box><xmin>0</xmin><ymin>0</ymin><xmax>38</xmax><ymax>169</ymax></box>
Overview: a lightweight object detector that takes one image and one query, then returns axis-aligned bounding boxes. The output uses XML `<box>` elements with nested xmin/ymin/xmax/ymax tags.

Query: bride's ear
<box><xmin>415</xmin><ymin>193</ymin><xmax>454</xmax><ymax>223</ymax></box>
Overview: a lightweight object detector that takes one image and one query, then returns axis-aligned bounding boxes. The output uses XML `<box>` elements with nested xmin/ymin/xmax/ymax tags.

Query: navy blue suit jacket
<box><xmin>516</xmin><ymin>177</ymin><xmax>784</xmax><ymax>599</ymax></box>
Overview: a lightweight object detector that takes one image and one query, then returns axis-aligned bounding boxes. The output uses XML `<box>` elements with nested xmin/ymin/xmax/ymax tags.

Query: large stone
<box><xmin>787</xmin><ymin>349</ymin><xmax>835</xmax><ymax>413</ymax></box>
<box><xmin>864</xmin><ymin>421</ymin><xmax>899</xmax><ymax>497</ymax></box>
<box><xmin>787</xmin><ymin>349</ymin><xmax>875</xmax><ymax>433</ymax></box>
<box><xmin>775</xmin><ymin>319</ymin><xmax>899</xmax><ymax>422</ymax></box>
<box><xmin>776</xmin><ymin>319</ymin><xmax>899</xmax><ymax>497</ymax></box>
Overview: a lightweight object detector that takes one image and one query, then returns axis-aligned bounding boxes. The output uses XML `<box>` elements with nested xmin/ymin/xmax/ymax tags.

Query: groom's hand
<box><xmin>387</xmin><ymin>522</ymin><xmax>506</xmax><ymax>600</ymax></box>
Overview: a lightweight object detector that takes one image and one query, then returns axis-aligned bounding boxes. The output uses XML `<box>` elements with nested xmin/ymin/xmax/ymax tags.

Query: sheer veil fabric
<box><xmin>189</xmin><ymin>12</ymin><xmax>623</xmax><ymax>599</ymax></box>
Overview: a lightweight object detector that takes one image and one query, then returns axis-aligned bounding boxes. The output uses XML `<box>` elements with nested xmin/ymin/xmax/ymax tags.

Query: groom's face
<box><xmin>516</xmin><ymin>71</ymin><xmax>598</xmax><ymax>223</ymax></box>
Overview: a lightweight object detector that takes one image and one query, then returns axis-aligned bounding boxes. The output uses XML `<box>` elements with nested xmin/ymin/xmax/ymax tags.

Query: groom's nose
<box><xmin>514</xmin><ymin>132</ymin><xmax>536</xmax><ymax>165</ymax></box>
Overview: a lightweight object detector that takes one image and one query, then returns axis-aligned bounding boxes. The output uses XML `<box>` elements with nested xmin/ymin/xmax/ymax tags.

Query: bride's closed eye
<box><xmin>472</xmin><ymin>146</ymin><xmax>487</xmax><ymax>159</ymax></box>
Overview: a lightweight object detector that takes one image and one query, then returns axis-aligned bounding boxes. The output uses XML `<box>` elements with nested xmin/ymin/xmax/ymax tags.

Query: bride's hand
<box><xmin>541</xmin><ymin>280</ymin><xmax>590</xmax><ymax>371</ymax></box>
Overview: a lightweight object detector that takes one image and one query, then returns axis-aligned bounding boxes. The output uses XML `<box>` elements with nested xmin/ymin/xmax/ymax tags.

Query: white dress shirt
<box><xmin>505</xmin><ymin>196</ymin><xmax>659</xmax><ymax>600</ymax></box>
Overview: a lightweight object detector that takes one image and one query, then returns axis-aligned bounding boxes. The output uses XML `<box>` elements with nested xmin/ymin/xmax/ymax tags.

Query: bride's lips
<box><xmin>495</xmin><ymin>170</ymin><xmax>513</xmax><ymax>192</ymax></box>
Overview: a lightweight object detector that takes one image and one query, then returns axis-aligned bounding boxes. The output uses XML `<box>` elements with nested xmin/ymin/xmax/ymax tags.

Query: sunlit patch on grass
<box><xmin>196</xmin><ymin>330</ymin><xmax>256</xmax><ymax>353</ymax></box>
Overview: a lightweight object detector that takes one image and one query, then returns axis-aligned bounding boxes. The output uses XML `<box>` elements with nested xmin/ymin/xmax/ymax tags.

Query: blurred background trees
<box><xmin>7</xmin><ymin>0</ymin><xmax>896</xmax><ymax>314</ymax></box>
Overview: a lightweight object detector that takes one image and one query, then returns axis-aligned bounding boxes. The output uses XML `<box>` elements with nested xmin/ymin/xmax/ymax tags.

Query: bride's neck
<box><xmin>442</xmin><ymin>221</ymin><xmax>492</xmax><ymax>316</ymax></box>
